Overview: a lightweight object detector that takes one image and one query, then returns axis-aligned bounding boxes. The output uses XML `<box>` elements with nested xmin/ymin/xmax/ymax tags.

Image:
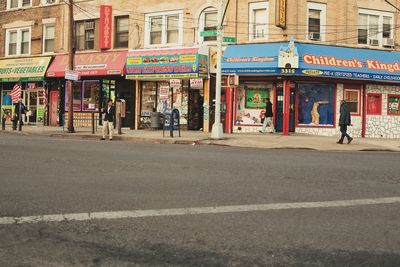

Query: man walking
<box><xmin>101</xmin><ymin>99</ymin><xmax>115</xmax><ymax>141</ymax></box>
<box><xmin>337</xmin><ymin>100</ymin><xmax>353</xmax><ymax>144</ymax></box>
<box><xmin>259</xmin><ymin>97</ymin><xmax>275</xmax><ymax>134</ymax></box>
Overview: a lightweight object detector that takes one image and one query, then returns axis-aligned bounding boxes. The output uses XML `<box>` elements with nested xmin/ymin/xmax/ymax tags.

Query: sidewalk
<box><xmin>1</xmin><ymin>125</ymin><xmax>399</xmax><ymax>152</ymax></box>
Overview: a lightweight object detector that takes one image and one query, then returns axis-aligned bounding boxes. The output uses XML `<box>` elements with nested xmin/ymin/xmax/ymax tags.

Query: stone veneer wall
<box><xmin>366</xmin><ymin>85</ymin><xmax>400</xmax><ymax>138</ymax></box>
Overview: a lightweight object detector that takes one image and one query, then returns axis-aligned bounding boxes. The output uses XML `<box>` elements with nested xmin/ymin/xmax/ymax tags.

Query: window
<box><xmin>114</xmin><ymin>16</ymin><xmax>129</xmax><ymax>48</ymax></box>
<box><xmin>7</xmin><ymin>0</ymin><xmax>31</xmax><ymax>9</ymax></box>
<box><xmin>75</xmin><ymin>20</ymin><xmax>98</xmax><ymax>51</ymax></box>
<box><xmin>42</xmin><ymin>0</ymin><xmax>58</xmax><ymax>4</ymax></box>
<box><xmin>5</xmin><ymin>28</ymin><xmax>31</xmax><ymax>56</ymax></box>
<box><xmin>298</xmin><ymin>83</ymin><xmax>335</xmax><ymax>126</ymax></box>
<box><xmin>344</xmin><ymin>86</ymin><xmax>361</xmax><ymax>115</ymax></box>
<box><xmin>65</xmin><ymin>81</ymin><xmax>100</xmax><ymax>112</ymax></box>
<box><xmin>387</xmin><ymin>94</ymin><xmax>400</xmax><ymax>115</ymax></box>
<box><xmin>145</xmin><ymin>11</ymin><xmax>183</xmax><ymax>47</ymax></box>
<box><xmin>249</xmin><ymin>2</ymin><xmax>268</xmax><ymax>41</ymax></box>
<box><xmin>367</xmin><ymin>93</ymin><xmax>382</xmax><ymax>115</ymax></box>
<box><xmin>43</xmin><ymin>24</ymin><xmax>55</xmax><ymax>53</ymax></box>
<box><xmin>358</xmin><ymin>9</ymin><xmax>393</xmax><ymax>47</ymax></box>
<box><xmin>307</xmin><ymin>2</ymin><xmax>326</xmax><ymax>41</ymax></box>
<box><xmin>199</xmin><ymin>8</ymin><xmax>218</xmax><ymax>42</ymax></box>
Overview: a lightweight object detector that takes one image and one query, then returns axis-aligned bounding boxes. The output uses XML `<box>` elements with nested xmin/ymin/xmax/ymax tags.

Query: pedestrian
<box><xmin>259</xmin><ymin>97</ymin><xmax>275</xmax><ymax>134</ymax></box>
<box><xmin>12</xmin><ymin>98</ymin><xmax>28</xmax><ymax>130</ymax></box>
<box><xmin>101</xmin><ymin>99</ymin><xmax>115</xmax><ymax>141</ymax></box>
<box><xmin>337</xmin><ymin>100</ymin><xmax>353</xmax><ymax>144</ymax></box>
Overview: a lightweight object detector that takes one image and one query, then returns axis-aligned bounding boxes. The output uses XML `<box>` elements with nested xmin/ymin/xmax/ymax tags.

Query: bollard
<box><xmin>91</xmin><ymin>112</ymin><xmax>95</xmax><ymax>134</ymax></box>
<box><xmin>1</xmin><ymin>116</ymin><xmax>5</xmax><ymax>131</ymax></box>
<box><xmin>18</xmin><ymin>112</ymin><xmax>22</xmax><ymax>131</ymax></box>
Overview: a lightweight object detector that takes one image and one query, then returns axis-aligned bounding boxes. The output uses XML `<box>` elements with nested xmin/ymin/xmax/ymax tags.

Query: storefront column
<box><xmin>203</xmin><ymin>79</ymin><xmax>210</xmax><ymax>133</ymax></box>
<box><xmin>282</xmin><ymin>80</ymin><xmax>291</xmax><ymax>136</ymax></box>
<box><xmin>135</xmin><ymin>80</ymin><xmax>141</xmax><ymax>130</ymax></box>
<box><xmin>226</xmin><ymin>86</ymin><xmax>234</xmax><ymax>134</ymax></box>
<box><xmin>361</xmin><ymin>84</ymin><xmax>367</xmax><ymax>138</ymax></box>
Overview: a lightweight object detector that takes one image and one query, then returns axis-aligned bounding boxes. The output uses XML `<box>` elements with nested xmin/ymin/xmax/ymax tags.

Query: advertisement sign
<box><xmin>275</xmin><ymin>0</ymin><xmax>287</xmax><ymax>29</ymax></box>
<box><xmin>0</xmin><ymin>57</ymin><xmax>52</xmax><ymax>82</ymax></box>
<box><xmin>65</xmin><ymin>70</ymin><xmax>79</xmax><ymax>81</ymax></box>
<box><xmin>126</xmin><ymin>54</ymin><xmax>208</xmax><ymax>79</ymax></box>
<box><xmin>99</xmin><ymin>5</ymin><xmax>112</xmax><ymax>50</ymax></box>
<box><xmin>190</xmin><ymin>78</ymin><xmax>203</xmax><ymax>89</ymax></box>
<box><xmin>170</xmin><ymin>79</ymin><xmax>181</xmax><ymax>89</ymax></box>
<box><xmin>245</xmin><ymin>89</ymin><xmax>269</xmax><ymax>109</ymax></box>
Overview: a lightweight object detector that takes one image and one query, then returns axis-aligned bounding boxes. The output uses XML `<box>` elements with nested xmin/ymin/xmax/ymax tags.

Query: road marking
<box><xmin>1</xmin><ymin>197</ymin><xmax>400</xmax><ymax>225</ymax></box>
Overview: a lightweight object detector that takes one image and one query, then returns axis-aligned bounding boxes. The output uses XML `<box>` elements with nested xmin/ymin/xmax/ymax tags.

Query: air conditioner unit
<box><xmin>84</xmin><ymin>21</ymin><xmax>94</xmax><ymax>30</ymax></box>
<box><xmin>369</xmin><ymin>39</ymin><xmax>379</xmax><ymax>46</ymax></box>
<box><xmin>308</xmin><ymin>32</ymin><xmax>320</xmax><ymax>41</ymax></box>
<box><xmin>382</xmin><ymin>38</ymin><xmax>394</xmax><ymax>47</ymax></box>
<box><xmin>46</xmin><ymin>0</ymin><xmax>56</xmax><ymax>4</ymax></box>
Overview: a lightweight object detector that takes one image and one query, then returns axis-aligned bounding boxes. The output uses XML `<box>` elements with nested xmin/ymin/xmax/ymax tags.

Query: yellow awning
<box><xmin>0</xmin><ymin>57</ymin><xmax>52</xmax><ymax>82</ymax></box>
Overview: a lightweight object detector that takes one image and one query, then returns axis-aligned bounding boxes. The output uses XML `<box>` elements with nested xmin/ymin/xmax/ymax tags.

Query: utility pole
<box><xmin>67</xmin><ymin>0</ymin><xmax>75</xmax><ymax>133</ymax></box>
<box><xmin>211</xmin><ymin>0</ymin><xmax>225</xmax><ymax>139</ymax></box>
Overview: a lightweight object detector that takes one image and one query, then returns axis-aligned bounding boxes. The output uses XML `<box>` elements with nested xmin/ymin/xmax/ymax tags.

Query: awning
<box><xmin>46</xmin><ymin>51</ymin><xmax>127</xmax><ymax>77</ymax></box>
<box><xmin>0</xmin><ymin>56</ymin><xmax>52</xmax><ymax>82</ymax></box>
<box><xmin>126</xmin><ymin>47</ymin><xmax>209</xmax><ymax>79</ymax></box>
<box><xmin>222</xmin><ymin>42</ymin><xmax>400</xmax><ymax>83</ymax></box>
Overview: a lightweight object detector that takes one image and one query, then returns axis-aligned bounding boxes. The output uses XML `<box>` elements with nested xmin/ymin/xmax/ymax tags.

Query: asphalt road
<box><xmin>0</xmin><ymin>134</ymin><xmax>400</xmax><ymax>267</ymax></box>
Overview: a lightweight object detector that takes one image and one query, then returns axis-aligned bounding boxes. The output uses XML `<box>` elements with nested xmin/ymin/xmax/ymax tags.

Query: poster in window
<box><xmin>388</xmin><ymin>95</ymin><xmax>400</xmax><ymax>115</ymax></box>
<box><xmin>245</xmin><ymin>89</ymin><xmax>268</xmax><ymax>109</ymax></box>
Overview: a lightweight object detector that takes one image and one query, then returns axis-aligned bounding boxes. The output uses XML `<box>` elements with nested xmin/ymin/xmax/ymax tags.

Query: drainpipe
<box><xmin>361</xmin><ymin>84</ymin><xmax>367</xmax><ymax>138</ymax></box>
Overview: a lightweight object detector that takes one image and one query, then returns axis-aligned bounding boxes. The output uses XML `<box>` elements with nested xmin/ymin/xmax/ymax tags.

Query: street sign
<box><xmin>200</xmin><ymin>30</ymin><xmax>218</xmax><ymax>37</ymax></box>
<box><xmin>223</xmin><ymin>37</ymin><xmax>236</xmax><ymax>43</ymax></box>
<box><xmin>65</xmin><ymin>70</ymin><xmax>79</xmax><ymax>81</ymax></box>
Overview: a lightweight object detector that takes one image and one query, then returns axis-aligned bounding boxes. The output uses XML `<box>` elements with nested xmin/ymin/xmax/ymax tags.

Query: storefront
<box><xmin>222</xmin><ymin>39</ymin><xmax>400</xmax><ymax>138</ymax></box>
<box><xmin>46</xmin><ymin>51</ymin><xmax>135</xmax><ymax>128</ymax></box>
<box><xmin>125</xmin><ymin>47</ymin><xmax>209</xmax><ymax>131</ymax></box>
<box><xmin>0</xmin><ymin>56</ymin><xmax>52</xmax><ymax>125</ymax></box>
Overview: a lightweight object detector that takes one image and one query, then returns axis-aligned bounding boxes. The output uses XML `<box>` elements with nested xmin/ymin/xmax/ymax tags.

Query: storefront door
<box><xmin>275</xmin><ymin>87</ymin><xmax>295</xmax><ymax>132</ymax></box>
<box><xmin>188</xmin><ymin>89</ymin><xmax>203</xmax><ymax>130</ymax></box>
<box><xmin>49</xmin><ymin>91</ymin><xmax>59</xmax><ymax>126</ymax></box>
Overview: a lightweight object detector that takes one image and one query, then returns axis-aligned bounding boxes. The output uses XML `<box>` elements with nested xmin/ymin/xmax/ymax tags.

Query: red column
<box><xmin>361</xmin><ymin>84</ymin><xmax>367</xmax><ymax>138</ymax></box>
<box><xmin>225</xmin><ymin>86</ymin><xmax>233</xmax><ymax>134</ymax></box>
<box><xmin>283</xmin><ymin>80</ymin><xmax>291</xmax><ymax>135</ymax></box>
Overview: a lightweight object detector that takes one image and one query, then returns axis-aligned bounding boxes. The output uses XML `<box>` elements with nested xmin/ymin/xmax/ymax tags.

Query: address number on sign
<box><xmin>281</xmin><ymin>69</ymin><xmax>295</xmax><ymax>74</ymax></box>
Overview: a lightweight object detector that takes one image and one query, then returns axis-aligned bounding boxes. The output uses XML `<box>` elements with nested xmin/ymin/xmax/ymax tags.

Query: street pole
<box><xmin>211</xmin><ymin>0</ymin><xmax>224</xmax><ymax>139</ymax></box>
<box><xmin>67</xmin><ymin>0</ymin><xmax>75</xmax><ymax>133</ymax></box>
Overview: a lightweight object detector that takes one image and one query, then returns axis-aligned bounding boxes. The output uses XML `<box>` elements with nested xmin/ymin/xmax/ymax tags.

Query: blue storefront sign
<box><xmin>222</xmin><ymin>41</ymin><xmax>400</xmax><ymax>82</ymax></box>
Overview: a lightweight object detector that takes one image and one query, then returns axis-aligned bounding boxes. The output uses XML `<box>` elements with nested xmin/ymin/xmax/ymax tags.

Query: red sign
<box><xmin>99</xmin><ymin>5</ymin><xmax>112</xmax><ymax>50</ymax></box>
<box><xmin>45</xmin><ymin>51</ymin><xmax>128</xmax><ymax>77</ymax></box>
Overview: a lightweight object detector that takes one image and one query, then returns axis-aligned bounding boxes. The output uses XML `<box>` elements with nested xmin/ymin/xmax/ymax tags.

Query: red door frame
<box><xmin>49</xmin><ymin>91</ymin><xmax>59</xmax><ymax>126</ymax></box>
<box><xmin>282</xmin><ymin>80</ymin><xmax>291</xmax><ymax>135</ymax></box>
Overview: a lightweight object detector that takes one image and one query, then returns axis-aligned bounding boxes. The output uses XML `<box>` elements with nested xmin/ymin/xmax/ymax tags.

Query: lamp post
<box><xmin>211</xmin><ymin>0</ymin><xmax>225</xmax><ymax>139</ymax></box>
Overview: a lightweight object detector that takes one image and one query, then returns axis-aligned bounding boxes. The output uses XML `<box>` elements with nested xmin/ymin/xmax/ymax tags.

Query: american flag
<box><xmin>10</xmin><ymin>83</ymin><xmax>22</xmax><ymax>103</ymax></box>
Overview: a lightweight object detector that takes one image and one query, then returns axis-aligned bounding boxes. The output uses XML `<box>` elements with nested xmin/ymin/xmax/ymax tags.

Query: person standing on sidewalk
<box><xmin>337</xmin><ymin>100</ymin><xmax>353</xmax><ymax>144</ymax></box>
<box><xmin>101</xmin><ymin>99</ymin><xmax>115</xmax><ymax>141</ymax></box>
<box><xmin>259</xmin><ymin>97</ymin><xmax>275</xmax><ymax>134</ymax></box>
<box><xmin>12</xmin><ymin>98</ymin><xmax>28</xmax><ymax>130</ymax></box>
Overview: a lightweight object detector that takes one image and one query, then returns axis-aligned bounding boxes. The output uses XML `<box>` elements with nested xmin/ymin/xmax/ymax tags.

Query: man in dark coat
<box><xmin>101</xmin><ymin>99</ymin><xmax>115</xmax><ymax>140</ymax></box>
<box><xmin>12</xmin><ymin>98</ymin><xmax>28</xmax><ymax>130</ymax></box>
<box><xmin>259</xmin><ymin>97</ymin><xmax>275</xmax><ymax>134</ymax></box>
<box><xmin>337</xmin><ymin>100</ymin><xmax>353</xmax><ymax>144</ymax></box>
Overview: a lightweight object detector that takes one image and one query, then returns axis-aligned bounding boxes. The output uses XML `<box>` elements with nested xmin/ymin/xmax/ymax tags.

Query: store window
<box><xmin>387</xmin><ymin>94</ymin><xmax>400</xmax><ymax>115</ymax></box>
<box><xmin>141</xmin><ymin>82</ymin><xmax>157</xmax><ymax>118</ymax></box>
<box><xmin>249</xmin><ymin>1</ymin><xmax>268</xmax><ymax>41</ymax></box>
<box><xmin>298</xmin><ymin>83</ymin><xmax>335</xmax><ymax>126</ymax></box>
<box><xmin>75</xmin><ymin>20</ymin><xmax>98</xmax><ymax>51</ymax></box>
<box><xmin>235</xmin><ymin>83</ymin><xmax>272</xmax><ymax>125</ymax></box>
<box><xmin>307</xmin><ymin>2</ymin><xmax>326</xmax><ymax>41</ymax></box>
<box><xmin>65</xmin><ymin>81</ymin><xmax>100</xmax><ymax>111</ymax></box>
<box><xmin>358</xmin><ymin>9</ymin><xmax>393</xmax><ymax>47</ymax></box>
<box><xmin>367</xmin><ymin>93</ymin><xmax>382</xmax><ymax>115</ymax></box>
<box><xmin>344</xmin><ymin>87</ymin><xmax>361</xmax><ymax>115</ymax></box>
<box><xmin>6</xmin><ymin>28</ymin><xmax>31</xmax><ymax>56</ymax></box>
<box><xmin>199</xmin><ymin>8</ymin><xmax>218</xmax><ymax>42</ymax></box>
<box><xmin>43</xmin><ymin>24</ymin><xmax>55</xmax><ymax>53</ymax></box>
<box><xmin>115</xmin><ymin>16</ymin><xmax>129</xmax><ymax>48</ymax></box>
<box><xmin>145</xmin><ymin>10</ymin><xmax>183</xmax><ymax>47</ymax></box>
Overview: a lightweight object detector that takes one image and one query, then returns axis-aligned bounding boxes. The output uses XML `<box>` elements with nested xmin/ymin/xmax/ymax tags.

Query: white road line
<box><xmin>1</xmin><ymin>197</ymin><xmax>400</xmax><ymax>225</ymax></box>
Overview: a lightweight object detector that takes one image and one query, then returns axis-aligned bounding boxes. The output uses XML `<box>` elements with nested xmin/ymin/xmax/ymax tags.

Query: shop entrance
<box><xmin>188</xmin><ymin>89</ymin><xmax>203</xmax><ymax>130</ymax></box>
<box><xmin>24</xmin><ymin>89</ymin><xmax>45</xmax><ymax>125</ymax></box>
<box><xmin>275</xmin><ymin>87</ymin><xmax>295</xmax><ymax>133</ymax></box>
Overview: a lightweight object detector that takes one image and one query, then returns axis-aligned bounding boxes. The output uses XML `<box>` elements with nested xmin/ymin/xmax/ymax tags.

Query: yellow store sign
<box><xmin>0</xmin><ymin>57</ymin><xmax>52</xmax><ymax>82</ymax></box>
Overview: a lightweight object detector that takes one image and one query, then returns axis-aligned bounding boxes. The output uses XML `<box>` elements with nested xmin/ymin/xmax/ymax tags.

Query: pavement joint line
<box><xmin>1</xmin><ymin>197</ymin><xmax>400</xmax><ymax>225</ymax></box>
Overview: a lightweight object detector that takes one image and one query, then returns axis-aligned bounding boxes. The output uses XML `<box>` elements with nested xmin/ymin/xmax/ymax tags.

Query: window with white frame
<box><xmin>75</xmin><ymin>20</ymin><xmax>98</xmax><ymax>51</ymax></box>
<box><xmin>199</xmin><ymin>8</ymin><xmax>217</xmax><ymax>42</ymax></box>
<box><xmin>145</xmin><ymin>11</ymin><xmax>183</xmax><ymax>47</ymax></box>
<box><xmin>358</xmin><ymin>9</ymin><xmax>394</xmax><ymax>47</ymax></box>
<box><xmin>307</xmin><ymin>2</ymin><xmax>326</xmax><ymax>41</ymax></box>
<box><xmin>5</xmin><ymin>28</ymin><xmax>31</xmax><ymax>56</ymax></box>
<box><xmin>344</xmin><ymin>87</ymin><xmax>361</xmax><ymax>115</ymax></box>
<box><xmin>7</xmin><ymin>0</ymin><xmax>31</xmax><ymax>9</ymax></box>
<box><xmin>249</xmin><ymin>2</ymin><xmax>268</xmax><ymax>41</ymax></box>
<box><xmin>43</xmin><ymin>24</ymin><xmax>55</xmax><ymax>53</ymax></box>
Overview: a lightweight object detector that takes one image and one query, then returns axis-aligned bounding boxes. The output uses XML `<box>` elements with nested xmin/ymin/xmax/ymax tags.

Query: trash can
<box><xmin>150</xmin><ymin>112</ymin><xmax>161</xmax><ymax>129</ymax></box>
